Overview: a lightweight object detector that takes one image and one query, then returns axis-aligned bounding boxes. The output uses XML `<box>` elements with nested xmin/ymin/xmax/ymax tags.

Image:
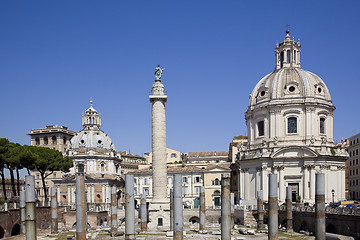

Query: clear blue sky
<box><xmin>1</xmin><ymin>1</ymin><xmax>359</xmax><ymax>157</ymax></box>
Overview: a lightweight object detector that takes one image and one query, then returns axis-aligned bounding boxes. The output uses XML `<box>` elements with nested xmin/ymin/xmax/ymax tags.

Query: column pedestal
<box><xmin>147</xmin><ymin>200</ymin><xmax>170</xmax><ymax>231</ymax></box>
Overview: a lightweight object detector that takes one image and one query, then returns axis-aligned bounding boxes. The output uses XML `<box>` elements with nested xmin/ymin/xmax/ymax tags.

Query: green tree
<box><xmin>2</xmin><ymin>142</ymin><xmax>22</xmax><ymax>197</ymax></box>
<box><xmin>0</xmin><ymin>138</ymin><xmax>10</xmax><ymax>200</ymax></box>
<box><xmin>27</xmin><ymin>146</ymin><xmax>73</xmax><ymax>201</ymax></box>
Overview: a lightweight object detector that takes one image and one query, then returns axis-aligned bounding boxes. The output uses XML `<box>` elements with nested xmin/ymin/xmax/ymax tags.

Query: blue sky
<box><xmin>1</xmin><ymin>0</ymin><xmax>359</xmax><ymax>158</ymax></box>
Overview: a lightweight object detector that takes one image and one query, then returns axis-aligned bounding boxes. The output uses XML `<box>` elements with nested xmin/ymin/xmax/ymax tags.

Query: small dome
<box><xmin>249</xmin><ymin>67</ymin><xmax>332</xmax><ymax>108</ymax></box>
<box><xmin>68</xmin><ymin>101</ymin><xmax>116</xmax><ymax>156</ymax></box>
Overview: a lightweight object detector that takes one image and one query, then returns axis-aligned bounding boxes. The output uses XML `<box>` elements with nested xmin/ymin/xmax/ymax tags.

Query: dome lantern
<box><xmin>275</xmin><ymin>30</ymin><xmax>301</xmax><ymax>69</ymax></box>
<box><xmin>82</xmin><ymin>99</ymin><xmax>101</xmax><ymax>130</ymax></box>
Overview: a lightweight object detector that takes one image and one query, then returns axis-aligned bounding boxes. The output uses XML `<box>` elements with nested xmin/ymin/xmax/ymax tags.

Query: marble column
<box><xmin>244</xmin><ymin>169</ymin><xmax>249</xmax><ymax>200</ymax></box>
<box><xmin>261</xmin><ymin>166</ymin><xmax>268</xmax><ymax>201</ymax></box>
<box><xmin>310</xmin><ymin>165</ymin><xmax>316</xmax><ymax>200</ymax></box>
<box><xmin>279</xmin><ymin>166</ymin><xmax>285</xmax><ymax>201</ymax></box>
<box><xmin>102</xmin><ymin>185</ymin><xmax>105</xmax><ymax>203</ymax></box>
<box><xmin>303</xmin><ymin>166</ymin><xmax>309</xmax><ymax>201</ymax></box>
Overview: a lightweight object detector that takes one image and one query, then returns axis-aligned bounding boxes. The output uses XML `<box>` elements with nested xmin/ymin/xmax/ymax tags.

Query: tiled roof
<box><xmin>186</xmin><ymin>152</ymin><xmax>228</xmax><ymax>157</ymax></box>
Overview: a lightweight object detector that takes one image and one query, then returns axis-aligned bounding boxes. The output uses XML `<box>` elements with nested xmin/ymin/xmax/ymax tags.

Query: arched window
<box><xmin>35</xmin><ymin>137</ymin><xmax>40</xmax><ymax>145</ymax></box>
<box><xmin>280</xmin><ymin>51</ymin><xmax>284</xmax><ymax>68</ymax></box>
<box><xmin>89</xmin><ymin>117</ymin><xmax>91</xmax><ymax>124</ymax></box>
<box><xmin>44</xmin><ymin>137</ymin><xmax>48</xmax><ymax>145</ymax></box>
<box><xmin>213</xmin><ymin>178</ymin><xmax>220</xmax><ymax>185</ymax></box>
<box><xmin>320</xmin><ymin>118</ymin><xmax>325</xmax><ymax>134</ymax></box>
<box><xmin>287</xmin><ymin>50</ymin><xmax>291</xmax><ymax>63</ymax></box>
<box><xmin>258</xmin><ymin>121</ymin><xmax>264</xmax><ymax>137</ymax></box>
<box><xmin>288</xmin><ymin>117</ymin><xmax>297</xmax><ymax>133</ymax></box>
<box><xmin>294</xmin><ymin>50</ymin><xmax>296</xmax><ymax>62</ymax></box>
<box><xmin>63</xmin><ymin>137</ymin><xmax>67</xmax><ymax>144</ymax></box>
<box><xmin>52</xmin><ymin>136</ymin><xmax>57</xmax><ymax>145</ymax></box>
<box><xmin>101</xmin><ymin>163</ymin><xmax>105</xmax><ymax>172</ymax></box>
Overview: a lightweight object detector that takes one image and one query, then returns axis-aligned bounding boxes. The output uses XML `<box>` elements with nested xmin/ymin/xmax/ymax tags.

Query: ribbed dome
<box><xmin>68</xmin><ymin>129</ymin><xmax>116</xmax><ymax>153</ymax></box>
<box><xmin>67</xmin><ymin>101</ymin><xmax>117</xmax><ymax>157</ymax></box>
<box><xmin>249</xmin><ymin>67</ymin><xmax>332</xmax><ymax>107</ymax></box>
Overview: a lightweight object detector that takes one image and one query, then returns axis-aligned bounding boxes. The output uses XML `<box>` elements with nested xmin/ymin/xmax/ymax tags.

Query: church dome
<box><xmin>249</xmin><ymin>67</ymin><xmax>332</xmax><ymax>108</ymax></box>
<box><xmin>249</xmin><ymin>30</ymin><xmax>332</xmax><ymax>110</ymax></box>
<box><xmin>68</xmin><ymin>129</ymin><xmax>116</xmax><ymax>153</ymax></box>
<box><xmin>245</xmin><ymin>31</ymin><xmax>336</xmax><ymax>150</ymax></box>
<box><xmin>67</xmin><ymin>100</ymin><xmax>116</xmax><ymax>156</ymax></box>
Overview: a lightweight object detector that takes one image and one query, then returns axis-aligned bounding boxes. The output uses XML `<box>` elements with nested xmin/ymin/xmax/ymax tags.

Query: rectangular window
<box><xmin>134</xmin><ymin>188</ymin><xmax>137</xmax><ymax>195</ymax></box>
<box><xmin>134</xmin><ymin>178</ymin><xmax>137</xmax><ymax>184</ymax></box>
<box><xmin>53</xmin><ymin>173</ymin><xmax>56</xmax><ymax>178</ymax></box>
<box><xmin>214</xmin><ymin>197</ymin><xmax>221</xmax><ymax>206</ymax></box>
<box><xmin>182</xmin><ymin>187</ymin><xmax>187</xmax><ymax>195</ymax></box>
<box><xmin>288</xmin><ymin>117</ymin><xmax>297</xmax><ymax>133</ymax></box>
<box><xmin>195</xmin><ymin>186</ymin><xmax>201</xmax><ymax>195</ymax></box>
<box><xmin>258</xmin><ymin>121</ymin><xmax>264</xmax><ymax>136</ymax></box>
<box><xmin>194</xmin><ymin>176</ymin><xmax>201</xmax><ymax>183</ymax></box>
<box><xmin>320</xmin><ymin>118</ymin><xmax>325</xmax><ymax>134</ymax></box>
<box><xmin>144</xmin><ymin>178</ymin><xmax>148</xmax><ymax>185</ymax></box>
<box><xmin>182</xmin><ymin>177</ymin><xmax>188</xmax><ymax>183</ymax></box>
<box><xmin>171</xmin><ymin>153</ymin><xmax>177</xmax><ymax>158</ymax></box>
<box><xmin>158</xmin><ymin>218</ymin><xmax>163</xmax><ymax>226</ymax></box>
<box><xmin>143</xmin><ymin>188</ymin><xmax>149</xmax><ymax>195</ymax></box>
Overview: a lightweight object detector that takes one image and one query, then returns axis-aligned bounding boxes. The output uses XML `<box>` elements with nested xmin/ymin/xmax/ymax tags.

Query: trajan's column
<box><xmin>148</xmin><ymin>65</ymin><xmax>170</xmax><ymax>230</ymax></box>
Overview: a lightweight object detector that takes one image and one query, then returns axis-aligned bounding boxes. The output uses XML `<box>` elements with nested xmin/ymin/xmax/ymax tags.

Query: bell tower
<box><xmin>275</xmin><ymin>29</ymin><xmax>301</xmax><ymax>69</ymax></box>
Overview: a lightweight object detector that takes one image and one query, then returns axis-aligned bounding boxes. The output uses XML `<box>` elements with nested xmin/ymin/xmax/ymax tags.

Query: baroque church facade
<box><xmin>235</xmin><ymin>31</ymin><xmax>348</xmax><ymax>205</ymax></box>
<box><xmin>53</xmin><ymin>101</ymin><xmax>123</xmax><ymax>210</ymax></box>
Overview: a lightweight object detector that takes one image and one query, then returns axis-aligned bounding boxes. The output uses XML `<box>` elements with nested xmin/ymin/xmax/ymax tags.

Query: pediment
<box><xmin>272</xmin><ymin>146</ymin><xmax>318</xmax><ymax>158</ymax></box>
<box><xmin>206</xmin><ymin>165</ymin><xmax>231</xmax><ymax>172</ymax></box>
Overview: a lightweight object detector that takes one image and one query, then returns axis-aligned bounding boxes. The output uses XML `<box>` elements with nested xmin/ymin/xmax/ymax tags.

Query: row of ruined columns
<box><xmin>124</xmin><ymin>172</ymin><xmax>327</xmax><ymax>240</ymax></box>
<box><xmin>19</xmin><ymin>171</ymin><xmax>327</xmax><ymax>240</ymax></box>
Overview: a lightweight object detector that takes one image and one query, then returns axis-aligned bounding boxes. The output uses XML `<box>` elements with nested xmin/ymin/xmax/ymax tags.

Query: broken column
<box><xmin>221</xmin><ymin>173</ymin><xmax>231</xmax><ymax>240</ymax></box>
<box><xmin>111</xmin><ymin>186</ymin><xmax>118</xmax><ymax>235</ymax></box>
<box><xmin>199</xmin><ymin>186</ymin><xmax>206</xmax><ymax>231</ymax></box>
<box><xmin>25</xmin><ymin>175</ymin><xmax>36</xmax><ymax>240</ymax></box>
<box><xmin>268</xmin><ymin>174</ymin><xmax>278</xmax><ymax>240</ymax></box>
<box><xmin>20</xmin><ymin>190</ymin><xmax>25</xmax><ymax>234</ymax></box>
<box><xmin>170</xmin><ymin>188</ymin><xmax>174</xmax><ymax>231</ymax></box>
<box><xmin>50</xmin><ymin>187</ymin><xmax>58</xmax><ymax>234</ymax></box>
<box><xmin>315</xmin><ymin>173</ymin><xmax>325</xmax><ymax>240</ymax></box>
<box><xmin>286</xmin><ymin>186</ymin><xmax>292</xmax><ymax>232</ymax></box>
<box><xmin>140</xmin><ymin>193</ymin><xmax>147</xmax><ymax>231</ymax></box>
<box><xmin>256</xmin><ymin>190</ymin><xmax>264</xmax><ymax>231</ymax></box>
<box><xmin>125</xmin><ymin>174</ymin><xmax>135</xmax><ymax>240</ymax></box>
<box><xmin>173</xmin><ymin>174</ymin><xmax>183</xmax><ymax>240</ymax></box>
<box><xmin>76</xmin><ymin>163</ymin><xmax>86</xmax><ymax>240</ymax></box>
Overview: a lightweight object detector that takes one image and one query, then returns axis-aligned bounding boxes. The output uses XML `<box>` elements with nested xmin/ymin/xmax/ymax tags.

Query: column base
<box><xmin>147</xmin><ymin>200</ymin><xmax>170</xmax><ymax>231</ymax></box>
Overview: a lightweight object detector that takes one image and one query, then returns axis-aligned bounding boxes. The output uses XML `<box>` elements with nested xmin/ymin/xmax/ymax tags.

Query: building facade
<box><xmin>129</xmin><ymin>163</ymin><xmax>230</xmax><ymax>209</ymax></box>
<box><xmin>144</xmin><ymin>147</ymin><xmax>182</xmax><ymax>165</ymax></box>
<box><xmin>28</xmin><ymin>125</ymin><xmax>76</xmax><ymax>202</ymax></box>
<box><xmin>348</xmin><ymin>133</ymin><xmax>360</xmax><ymax>200</ymax></box>
<box><xmin>236</xmin><ymin>30</ymin><xmax>348</xmax><ymax>205</ymax></box>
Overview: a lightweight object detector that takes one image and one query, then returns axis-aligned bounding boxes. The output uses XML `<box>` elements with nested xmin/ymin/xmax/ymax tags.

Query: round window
<box><xmin>81</xmin><ymin>140</ymin><xmax>85</xmax><ymax>144</ymax></box>
<box><xmin>260</xmin><ymin>91</ymin><xmax>265</xmax><ymax>96</ymax></box>
<box><xmin>318</xmin><ymin>87</ymin><xmax>322</xmax><ymax>93</ymax></box>
<box><xmin>98</xmin><ymin>140</ymin><xmax>102</xmax><ymax>144</ymax></box>
<box><xmin>289</xmin><ymin>86</ymin><xmax>296</xmax><ymax>92</ymax></box>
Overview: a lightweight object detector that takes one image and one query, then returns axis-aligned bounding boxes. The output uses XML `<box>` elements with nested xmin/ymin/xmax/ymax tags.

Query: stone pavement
<box><xmin>2</xmin><ymin>227</ymin><xmax>315</xmax><ymax>240</ymax></box>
